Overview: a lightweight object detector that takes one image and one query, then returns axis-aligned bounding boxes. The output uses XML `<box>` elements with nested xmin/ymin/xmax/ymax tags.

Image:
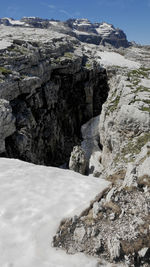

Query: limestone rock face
<box><xmin>81</xmin><ymin>116</ymin><xmax>104</xmax><ymax>176</ymax></box>
<box><xmin>99</xmin><ymin>65</ymin><xmax>150</xmax><ymax>173</ymax></box>
<box><xmin>0</xmin><ymin>26</ymin><xmax>109</xmax><ymax>165</ymax></box>
<box><xmin>0</xmin><ymin>99</ymin><xmax>15</xmax><ymax>153</ymax></box>
<box><xmin>71</xmin><ymin>20</ymin><xmax>129</xmax><ymax>48</ymax></box>
<box><xmin>69</xmin><ymin>146</ymin><xmax>86</xmax><ymax>175</ymax></box>
<box><xmin>53</xmin><ymin>45</ymin><xmax>150</xmax><ymax>266</ymax></box>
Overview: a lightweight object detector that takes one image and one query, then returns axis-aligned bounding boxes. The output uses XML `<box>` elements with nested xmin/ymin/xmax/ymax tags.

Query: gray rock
<box><xmin>69</xmin><ymin>146</ymin><xmax>87</xmax><ymax>175</ymax></box>
<box><xmin>93</xmin><ymin>201</ymin><xmax>101</xmax><ymax>219</ymax></box>
<box><xmin>19</xmin><ymin>76</ymin><xmax>41</xmax><ymax>95</ymax></box>
<box><xmin>0</xmin><ymin>99</ymin><xmax>16</xmax><ymax>153</ymax></box>
<box><xmin>138</xmin><ymin>247</ymin><xmax>149</xmax><ymax>258</ymax></box>
<box><xmin>107</xmin><ymin>238</ymin><xmax>121</xmax><ymax>260</ymax></box>
<box><xmin>122</xmin><ymin>163</ymin><xmax>138</xmax><ymax>188</ymax></box>
<box><xmin>73</xmin><ymin>226</ymin><xmax>86</xmax><ymax>243</ymax></box>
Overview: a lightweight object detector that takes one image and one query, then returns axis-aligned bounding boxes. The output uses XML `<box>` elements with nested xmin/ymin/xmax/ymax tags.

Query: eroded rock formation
<box><xmin>0</xmin><ymin>28</ymin><xmax>109</xmax><ymax>166</ymax></box>
<box><xmin>52</xmin><ymin>46</ymin><xmax>150</xmax><ymax>266</ymax></box>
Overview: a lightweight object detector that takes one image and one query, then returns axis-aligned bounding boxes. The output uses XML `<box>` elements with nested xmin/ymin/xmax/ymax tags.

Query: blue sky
<box><xmin>1</xmin><ymin>0</ymin><xmax>150</xmax><ymax>44</ymax></box>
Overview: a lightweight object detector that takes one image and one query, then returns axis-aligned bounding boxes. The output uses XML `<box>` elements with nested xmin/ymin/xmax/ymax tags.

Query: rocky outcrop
<box><xmin>0</xmin><ymin>28</ymin><xmax>109</xmax><ymax>166</ymax></box>
<box><xmin>69</xmin><ymin>146</ymin><xmax>86</xmax><ymax>175</ymax></box>
<box><xmin>0</xmin><ymin>99</ymin><xmax>15</xmax><ymax>153</ymax></box>
<box><xmin>99</xmin><ymin>66</ymin><xmax>150</xmax><ymax>174</ymax></box>
<box><xmin>81</xmin><ymin>116</ymin><xmax>104</xmax><ymax>177</ymax></box>
<box><xmin>54</xmin><ymin>144</ymin><xmax>150</xmax><ymax>266</ymax></box>
<box><xmin>53</xmin><ymin>46</ymin><xmax>150</xmax><ymax>266</ymax></box>
<box><xmin>67</xmin><ymin>19</ymin><xmax>129</xmax><ymax>48</ymax></box>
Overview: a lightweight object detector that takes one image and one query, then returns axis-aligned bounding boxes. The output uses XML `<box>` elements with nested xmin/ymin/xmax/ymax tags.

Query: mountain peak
<box><xmin>0</xmin><ymin>16</ymin><xmax>129</xmax><ymax>48</ymax></box>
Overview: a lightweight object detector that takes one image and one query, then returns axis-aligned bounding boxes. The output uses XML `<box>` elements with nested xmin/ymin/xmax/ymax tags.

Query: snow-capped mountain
<box><xmin>0</xmin><ymin>17</ymin><xmax>129</xmax><ymax>48</ymax></box>
<box><xmin>67</xmin><ymin>19</ymin><xmax>129</xmax><ymax>47</ymax></box>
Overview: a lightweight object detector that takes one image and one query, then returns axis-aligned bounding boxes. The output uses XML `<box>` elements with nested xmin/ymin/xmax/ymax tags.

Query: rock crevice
<box><xmin>0</xmin><ymin>39</ymin><xmax>109</xmax><ymax>166</ymax></box>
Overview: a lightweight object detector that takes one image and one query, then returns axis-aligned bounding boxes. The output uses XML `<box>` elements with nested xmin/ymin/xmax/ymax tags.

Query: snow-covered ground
<box><xmin>0</xmin><ymin>158</ymin><xmax>110</xmax><ymax>267</ymax></box>
<box><xmin>97</xmin><ymin>51</ymin><xmax>141</xmax><ymax>69</ymax></box>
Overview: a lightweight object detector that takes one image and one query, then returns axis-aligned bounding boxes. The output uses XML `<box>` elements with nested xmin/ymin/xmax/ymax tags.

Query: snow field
<box><xmin>0</xmin><ymin>158</ymin><xmax>110</xmax><ymax>267</ymax></box>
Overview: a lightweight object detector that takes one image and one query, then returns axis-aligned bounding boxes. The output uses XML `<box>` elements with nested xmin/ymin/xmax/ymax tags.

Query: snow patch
<box><xmin>97</xmin><ymin>51</ymin><xmax>141</xmax><ymax>69</ymax></box>
<box><xmin>0</xmin><ymin>158</ymin><xmax>110</xmax><ymax>267</ymax></box>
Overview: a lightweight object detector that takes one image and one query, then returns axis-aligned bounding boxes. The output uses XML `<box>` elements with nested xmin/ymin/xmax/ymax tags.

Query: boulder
<box><xmin>0</xmin><ymin>99</ymin><xmax>16</xmax><ymax>153</ymax></box>
<box><xmin>69</xmin><ymin>146</ymin><xmax>86</xmax><ymax>175</ymax></box>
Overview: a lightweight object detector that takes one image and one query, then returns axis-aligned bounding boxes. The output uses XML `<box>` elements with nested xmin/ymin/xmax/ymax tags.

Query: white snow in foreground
<box><xmin>0</xmin><ymin>158</ymin><xmax>110</xmax><ymax>267</ymax></box>
<box><xmin>97</xmin><ymin>51</ymin><xmax>141</xmax><ymax>69</ymax></box>
<box><xmin>0</xmin><ymin>40</ymin><xmax>12</xmax><ymax>50</ymax></box>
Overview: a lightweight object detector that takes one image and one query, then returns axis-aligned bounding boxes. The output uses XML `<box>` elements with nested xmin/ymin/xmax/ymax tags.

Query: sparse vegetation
<box><xmin>127</xmin><ymin>67</ymin><xmax>150</xmax><ymax>91</ymax></box>
<box><xmin>85</xmin><ymin>63</ymin><xmax>92</xmax><ymax>69</ymax></box>
<box><xmin>114</xmin><ymin>132</ymin><xmax>150</xmax><ymax>163</ymax></box>
<box><xmin>134</xmin><ymin>85</ymin><xmax>150</xmax><ymax>93</ymax></box>
<box><xmin>0</xmin><ymin>67</ymin><xmax>12</xmax><ymax>75</ymax></box>
<box><xmin>122</xmin><ymin>133</ymin><xmax>150</xmax><ymax>156</ymax></box>
<box><xmin>64</xmin><ymin>52</ymin><xmax>74</xmax><ymax>59</ymax></box>
<box><xmin>141</xmin><ymin>106</ymin><xmax>150</xmax><ymax>112</ymax></box>
<box><xmin>108</xmin><ymin>95</ymin><xmax>120</xmax><ymax>113</ymax></box>
<box><xmin>128</xmin><ymin>68</ymin><xmax>150</xmax><ymax>79</ymax></box>
<box><xmin>7</xmin><ymin>45</ymin><xmax>28</xmax><ymax>55</ymax></box>
<box><xmin>107</xmin><ymin>169</ymin><xmax>126</xmax><ymax>185</ymax></box>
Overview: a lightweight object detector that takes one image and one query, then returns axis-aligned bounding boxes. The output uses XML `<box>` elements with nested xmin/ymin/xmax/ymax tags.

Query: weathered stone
<box><xmin>0</xmin><ymin>36</ymin><xmax>109</xmax><ymax>165</ymax></box>
<box><xmin>122</xmin><ymin>163</ymin><xmax>138</xmax><ymax>188</ymax></box>
<box><xmin>107</xmin><ymin>238</ymin><xmax>121</xmax><ymax>260</ymax></box>
<box><xmin>93</xmin><ymin>201</ymin><xmax>101</xmax><ymax>219</ymax></box>
<box><xmin>69</xmin><ymin>146</ymin><xmax>87</xmax><ymax>175</ymax></box>
<box><xmin>73</xmin><ymin>226</ymin><xmax>86</xmax><ymax>243</ymax></box>
<box><xmin>0</xmin><ymin>99</ymin><xmax>16</xmax><ymax>153</ymax></box>
<box><xmin>138</xmin><ymin>247</ymin><xmax>149</xmax><ymax>258</ymax></box>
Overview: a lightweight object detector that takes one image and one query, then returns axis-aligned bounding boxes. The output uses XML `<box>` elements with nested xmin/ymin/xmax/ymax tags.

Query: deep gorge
<box><xmin>1</xmin><ymin>47</ymin><xmax>109</xmax><ymax>166</ymax></box>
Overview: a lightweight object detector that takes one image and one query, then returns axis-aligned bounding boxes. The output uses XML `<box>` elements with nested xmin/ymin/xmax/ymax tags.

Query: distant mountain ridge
<box><xmin>0</xmin><ymin>17</ymin><xmax>130</xmax><ymax>48</ymax></box>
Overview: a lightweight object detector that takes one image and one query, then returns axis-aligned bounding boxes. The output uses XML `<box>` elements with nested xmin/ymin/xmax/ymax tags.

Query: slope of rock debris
<box><xmin>53</xmin><ymin>184</ymin><xmax>150</xmax><ymax>266</ymax></box>
<box><xmin>53</xmin><ymin>143</ymin><xmax>150</xmax><ymax>266</ymax></box>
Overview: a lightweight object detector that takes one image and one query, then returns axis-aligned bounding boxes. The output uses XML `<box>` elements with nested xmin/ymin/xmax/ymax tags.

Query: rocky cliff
<box><xmin>0</xmin><ymin>20</ymin><xmax>150</xmax><ymax>266</ymax></box>
<box><xmin>0</xmin><ymin>25</ymin><xmax>109</xmax><ymax>166</ymax></box>
<box><xmin>52</xmin><ymin>46</ymin><xmax>150</xmax><ymax>266</ymax></box>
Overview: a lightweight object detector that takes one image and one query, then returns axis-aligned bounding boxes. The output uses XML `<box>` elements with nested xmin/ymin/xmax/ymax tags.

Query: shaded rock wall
<box><xmin>0</xmin><ymin>40</ymin><xmax>109</xmax><ymax>166</ymax></box>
